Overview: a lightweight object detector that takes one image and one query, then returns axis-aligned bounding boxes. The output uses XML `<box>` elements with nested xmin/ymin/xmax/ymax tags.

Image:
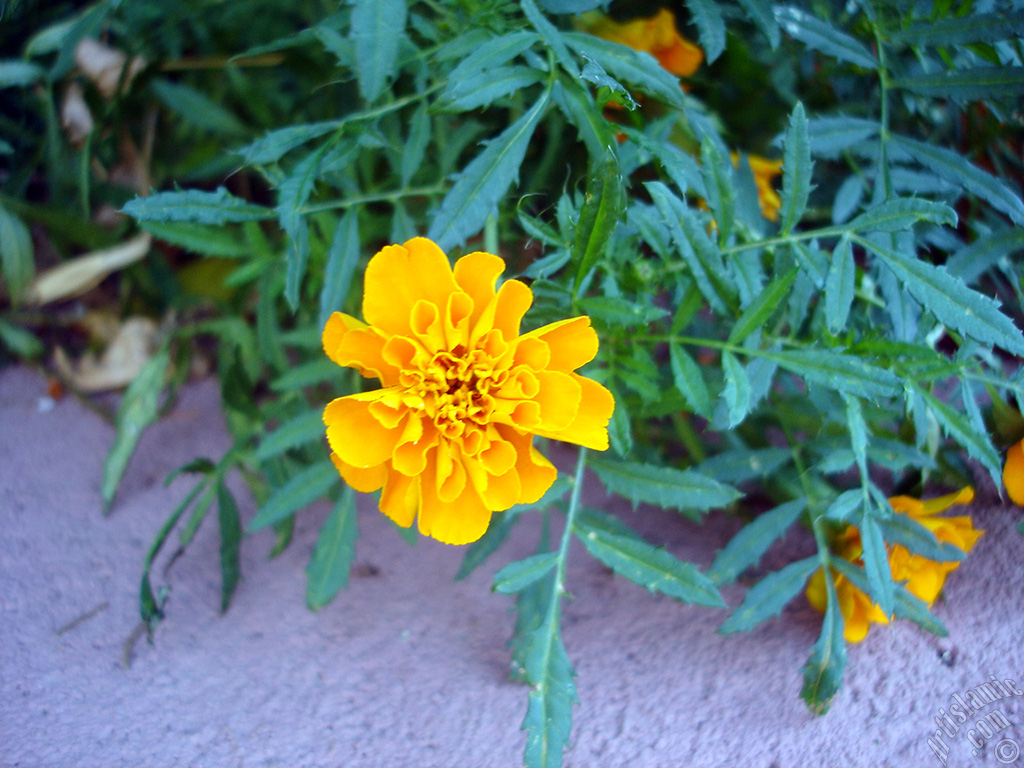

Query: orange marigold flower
<box><xmin>1004</xmin><ymin>438</ymin><xmax>1024</xmax><ymax>506</ymax></box>
<box><xmin>731</xmin><ymin>153</ymin><xmax>783</xmax><ymax>222</ymax></box>
<box><xmin>580</xmin><ymin>8</ymin><xmax>704</xmax><ymax>78</ymax></box>
<box><xmin>806</xmin><ymin>487</ymin><xmax>982</xmax><ymax>642</ymax></box>
<box><xmin>322</xmin><ymin>237</ymin><xmax>615</xmax><ymax>545</ymax></box>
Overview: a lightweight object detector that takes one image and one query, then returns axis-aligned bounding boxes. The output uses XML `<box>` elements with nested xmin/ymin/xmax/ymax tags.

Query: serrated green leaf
<box><xmin>563</xmin><ymin>32</ymin><xmax>687</xmax><ymax>110</ymax></box>
<box><xmin>824</xmin><ymin>235</ymin><xmax>854</xmax><ymax>334</ymax></box>
<box><xmin>858</xmin><ymin>509</ymin><xmax>894</xmax><ymax>618</ymax></box>
<box><xmin>216</xmin><ymin>480</ymin><xmax>242</xmax><ymax>613</ymax></box>
<box><xmin>800</xmin><ymin>569</ymin><xmax>847</xmax><ymax>714</ymax></box>
<box><xmin>728</xmin><ymin>266</ymin><xmax>798</xmax><ymax>345</ymax></box>
<box><xmin>551</xmin><ymin>77</ymin><xmax>618</xmax><ymax>157</ymax></box>
<box><xmin>445</xmin><ymin>30</ymin><xmax>538</xmax><ymax>86</ymax></box>
<box><xmin>255</xmin><ymin>410</ymin><xmax>325</xmax><ymax>462</ymax></box>
<box><xmin>775</xmin><ymin>6</ymin><xmax>877</xmax><ymax>68</ymax></box>
<box><xmin>911</xmin><ymin>385</ymin><xmax>1002</xmax><ymax>489</ymax></box>
<box><xmin>589</xmin><ymin>457</ymin><xmax>740</xmax><ymax>515</ymax></box>
<box><xmin>573</xmin><ymin>151</ymin><xmax>624</xmax><ymax>290</ymax></box>
<box><xmin>683</xmin><ymin>0</ymin><xmax>726</xmax><ymax>61</ymax></box>
<box><xmin>891</xmin><ymin>134</ymin><xmax>1024</xmax><ymax>226</ymax></box>
<box><xmin>699</xmin><ymin>136</ymin><xmax>735</xmax><ymax>243</ymax></box>
<box><xmin>575</xmin><ymin>295</ymin><xmax>667</xmax><ymax>327</ymax></box>
<box><xmin>122</xmin><ymin>188</ymin><xmax>275</xmax><ymax>224</ymax></box>
<box><xmin>627</xmin><ymin>129</ymin><xmax>706</xmax><ymax>197</ymax></box>
<box><xmin>537</xmin><ymin>0</ymin><xmax>603</xmax><ymax>11</ymax></box>
<box><xmin>575</xmin><ymin>521</ymin><xmax>725</xmax><ymax>606</ymax></box>
<box><xmin>278</xmin><ymin>143</ymin><xmax>333</xmax><ymax>310</ymax></box>
<box><xmin>521</xmin><ymin>618</ymin><xmax>576</xmax><ymax>768</ymax></box>
<box><xmin>669</xmin><ymin>343</ymin><xmax>712</xmax><ymax>419</ymax></box>
<box><xmin>102</xmin><ymin>348</ymin><xmax>171</xmax><ymax>513</ymax></box>
<box><xmin>891</xmin><ymin>11</ymin><xmax>1024</xmax><ymax>46</ymax></box>
<box><xmin>719</xmin><ymin>555</ymin><xmax>818</xmax><ymax>633</ymax></box>
<box><xmin>579</xmin><ymin>55</ymin><xmax>637</xmax><ymax>109</ymax></box>
<box><xmin>400</xmin><ymin>105</ymin><xmax>431</xmax><ymax>186</ymax></box>
<box><xmin>779</xmin><ymin>102</ymin><xmax>812</xmax><ymax>235</ymax></box>
<box><xmin>721</xmin><ymin>351</ymin><xmax>751</xmax><ymax>428</ymax></box>
<box><xmin>894</xmin><ymin>67</ymin><xmax>1024</xmax><ymax>101</ymax></box>
<box><xmin>442</xmin><ymin>65</ymin><xmax>545</xmax><ymax>112</ymax></box>
<box><xmin>306</xmin><ymin>487</ymin><xmax>358</xmax><ymax>609</ymax></box>
<box><xmin>735</xmin><ymin>0</ymin><xmax>780</xmax><ymax>47</ymax></box>
<box><xmin>848</xmin><ymin>197</ymin><xmax>957</xmax><ymax>233</ymax></box>
<box><xmin>319</xmin><ymin>207</ymin><xmax>361</xmax><ymax>329</ymax></box>
<box><xmin>947</xmin><ymin>228</ymin><xmax>1024</xmax><ymax>285</ymax></box>
<box><xmin>862</xmin><ymin>236</ymin><xmax>1024</xmax><ymax>357</ymax></box>
<box><xmin>875</xmin><ymin>512</ymin><xmax>964</xmax><ymax>564</ymax></box>
<box><xmin>805</xmin><ymin>117</ymin><xmax>879</xmax><ymax>157</ymax></box>
<box><xmin>0</xmin><ymin>60</ymin><xmax>44</xmax><ymax>89</ymax></box>
<box><xmin>140</xmin><ymin>221</ymin><xmax>250</xmax><ymax>258</ymax></box>
<box><xmin>522</xmin><ymin>0</ymin><xmax>578</xmax><ymax>76</ymax></box>
<box><xmin>427</xmin><ymin>92</ymin><xmax>548</xmax><ymax>250</ymax></box>
<box><xmin>237</xmin><ymin>120</ymin><xmax>345</xmax><ymax>165</ymax></box>
<box><xmin>493</xmin><ymin>552</ymin><xmax>560</xmax><ymax>594</ymax></box>
<box><xmin>350</xmin><ymin>0</ymin><xmax>407</xmax><ymax>101</ymax></box>
<box><xmin>248</xmin><ymin>459</ymin><xmax>337</xmax><ymax>531</ymax></box>
<box><xmin>830</xmin><ymin>557</ymin><xmax>948</xmax><ymax>637</ymax></box>
<box><xmin>696</xmin><ymin>447</ymin><xmax>791</xmax><ymax>484</ymax></box>
<box><xmin>762</xmin><ymin>348</ymin><xmax>901</xmax><ymax>399</ymax></box>
<box><xmin>707</xmin><ymin>499</ymin><xmax>807</xmax><ymax>586</ymax></box>
<box><xmin>0</xmin><ymin>204</ymin><xmax>34</xmax><ymax>302</ymax></box>
<box><xmin>150</xmin><ymin>79</ymin><xmax>248</xmax><ymax>136</ymax></box>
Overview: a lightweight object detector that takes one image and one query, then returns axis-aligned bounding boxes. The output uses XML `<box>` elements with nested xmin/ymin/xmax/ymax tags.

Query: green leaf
<box><xmin>122</xmin><ymin>188</ymin><xmax>275</xmax><ymax>224</ymax></box>
<box><xmin>444</xmin><ymin>30</ymin><xmax>538</xmax><ymax>87</ymax></box>
<box><xmin>0</xmin><ymin>318</ymin><xmax>43</xmax><ymax>358</ymax></box>
<box><xmin>278</xmin><ymin>143</ymin><xmax>333</xmax><ymax>310</ymax></box>
<box><xmin>721</xmin><ymin>351</ymin><xmax>751</xmax><ymax>428</ymax></box>
<box><xmin>427</xmin><ymin>92</ymin><xmax>549</xmax><ymax>250</ymax></box>
<box><xmin>800</xmin><ymin>569</ymin><xmax>848</xmax><ymax>714</ymax></box>
<box><xmin>774</xmin><ymin>6</ymin><xmax>877</xmax><ymax>68</ymax></box>
<box><xmin>248</xmin><ymin>459</ymin><xmax>337</xmax><ymax>531</ymax></box>
<box><xmin>0</xmin><ymin>204</ymin><xmax>34</xmax><ymax>302</ymax></box>
<box><xmin>522</xmin><ymin>0</ymin><xmax>578</xmax><ymax>76</ymax></box>
<box><xmin>150</xmin><ymin>79</ymin><xmax>248</xmax><ymax>136</ymax></box>
<box><xmin>577</xmin><ymin>520</ymin><xmax>724</xmax><ymax>606</ymax></box>
<box><xmin>272</xmin><ymin>359</ymin><xmax>342</xmax><ymax>393</ymax></box>
<box><xmin>707</xmin><ymin>499</ymin><xmax>807</xmax><ymax>586</ymax></box>
<box><xmin>824</xmin><ymin>235</ymin><xmax>854</xmax><ymax>334</ymax></box>
<box><xmin>862</xmin><ymin>236</ymin><xmax>1024</xmax><ymax>356</ymax></box>
<box><xmin>578</xmin><ymin>54</ymin><xmax>638</xmax><ymax>110</ymax></box>
<box><xmin>699</xmin><ymin>136</ymin><xmax>735</xmax><ymax>243</ymax></box>
<box><xmin>762</xmin><ymin>348</ymin><xmax>901</xmax><ymax>399</ymax></box>
<box><xmin>830</xmin><ymin>558</ymin><xmax>948</xmax><ymax>637</ymax></box>
<box><xmin>237</xmin><ymin>120</ymin><xmax>345</xmax><ymax>165</ymax></box>
<box><xmin>102</xmin><ymin>348</ymin><xmax>171</xmax><ymax>513</ymax></box>
<box><xmin>696</xmin><ymin>447</ymin><xmax>791</xmax><ymax>484</ymax></box>
<box><xmin>891</xmin><ymin>12</ymin><xmax>1024</xmax><ymax>46</ymax></box>
<box><xmin>537</xmin><ymin>0</ymin><xmax>603</xmax><ymax>11</ymax></box>
<box><xmin>911</xmin><ymin>385</ymin><xmax>1002</xmax><ymax>489</ymax></box>
<box><xmin>847</xmin><ymin>197</ymin><xmax>957</xmax><ymax>233</ymax></box>
<box><xmin>350</xmin><ymin>0</ymin><xmax>407</xmax><ymax>101</ymax></box>
<box><xmin>728</xmin><ymin>266</ymin><xmax>798</xmax><ymax>345</ymax></box>
<box><xmin>669</xmin><ymin>343</ymin><xmax>712</xmax><ymax>419</ymax></box>
<box><xmin>573</xmin><ymin>150</ymin><xmax>623</xmax><ymax>291</ymax></box>
<box><xmin>216</xmin><ymin>480</ymin><xmax>242</xmax><ymax>613</ymax></box>
<box><xmin>319</xmin><ymin>207</ymin><xmax>361</xmax><ymax>328</ymax></box>
<box><xmin>442</xmin><ymin>65</ymin><xmax>545</xmax><ymax>112</ymax></box>
<box><xmin>306</xmin><ymin>487</ymin><xmax>358</xmax><ymax>609</ymax></box>
<box><xmin>875</xmin><ymin>512</ymin><xmax>964</xmax><ymax>564</ymax></box>
<box><xmin>891</xmin><ymin>134</ymin><xmax>1024</xmax><ymax>226</ymax></box>
<box><xmin>140</xmin><ymin>221</ymin><xmax>250</xmax><ymax>258</ymax></box>
<box><xmin>735</xmin><ymin>0</ymin><xmax>780</xmax><ymax>47</ymax></box>
<box><xmin>682</xmin><ymin>0</ymin><xmax>726</xmax><ymax>61</ymax></box>
<box><xmin>521</xmin><ymin>614</ymin><xmax>576</xmax><ymax>768</ymax></box>
<box><xmin>858</xmin><ymin>509</ymin><xmax>894</xmax><ymax>618</ymax></box>
<box><xmin>400</xmin><ymin>105</ymin><xmax>431</xmax><ymax>186</ymax></box>
<box><xmin>493</xmin><ymin>552</ymin><xmax>560</xmax><ymax>594</ymax></box>
<box><xmin>947</xmin><ymin>228</ymin><xmax>1024</xmax><ymax>285</ymax></box>
<box><xmin>563</xmin><ymin>32</ymin><xmax>687</xmax><ymax>110</ymax></box>
<box><xmin>0</xmin><ymin>60</ymin><xmax>44</xmax><ymax>89</ymax></box>
<box><xmin>255</xmin><ymin>410</ymin><xmax>325</xmax><ymax>462</ymax></box>
<box><xmin>551</xmin><ymin>77</ymin><xmax>618</xmax><ymax>157</ymax></box>
<box><xmin>576</xmin><ymin>296</ymin><xmax>667</xmax><ymax>327</ymax></box>
<box><xmin>893</xmin><ymin>67</ymin><xmax>1024</xmax><ymax>101</ymax></box>
<box><xmin>589</xmin><ymin>457</ymin><xmax>740</xmax><ymax>515</ymax></box>
<box><xmin>779</xmin><ymin>101</ymin><xmax>812</xmax><ymax>235</ymax></box>
<box><xmin>805</xmin><ymin>116</ymin><xmax>879</xmax><ymax>157</ymax></box>
<box><xmin>719</xmin><ymin>555</ymin><xmax>818</xmax><ymax>633</ymax></box>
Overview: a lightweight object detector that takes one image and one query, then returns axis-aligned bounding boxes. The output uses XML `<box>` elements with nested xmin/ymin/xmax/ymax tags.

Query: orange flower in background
<box><xmin>1004</xmin><ymin>438</ymin><xmax>1024</xmax><ymax>505</ymax></box>
<box><xmin>735</xmin><ymin>153</ymin><xmax>783</xmax><ymax>222</ymax></box>
<box><xmin>580</xmin><ymin>8</ymin><xmax>704</xmax><ymax>78</ymax></box>
<box><xmin>806</xmin><ymin>487</ymin><xmax>982</xmax><ymax>642</ymax></box>
<box><xmin>322</xmin><ymin>238</ymin><xmax>614</xmax><ymax>545</ymax></box>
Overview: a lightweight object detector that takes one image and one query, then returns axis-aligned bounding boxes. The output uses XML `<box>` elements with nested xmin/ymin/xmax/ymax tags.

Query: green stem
<box><xmin>549</xmin><ymin>447</ymin><xmax>588</xmax><ymax>615</ymax></box>
<box><xmin>300</xmin><ymin>183</ymin><xmax>448</xmax><ymax>214</ymax></box>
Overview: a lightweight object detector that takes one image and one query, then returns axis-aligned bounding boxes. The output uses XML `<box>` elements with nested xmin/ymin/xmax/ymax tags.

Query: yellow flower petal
<box><xmin>535</xmin><ymin>375</ymin><xmax>614</xmax><ymax>451</ymax></box>
<box><xmin>380</xmin><ymin>470</ymin><xmax>418</xmax><ymax>528</ymax></box>
<box><xmin>330</xmin><ymin>452</ymin><xmax>387</xmax><ymax>493</ymax></box>
<box><xmin>524</xmin><ymin>316</ymin><xmax>598</xmax><ymax>372</ymax></box>
<box><xmin>362</xmin><ymin>238</ymin><xmax>458</xmax><ymax>337</ymax></box>
<box><xmin>1004</xmin><ymin>438</ymin><xmax>1024</xmax><ymax>505</ymax></box>
<box><xmin>324</xmin><ymin>394</ymin><xmax>405</xmax><ymax>468</ymax></box>
<box><xmin>453</xmin><ymin>250</ymin><xmax>505</xmax><ymax>332</ymax></box>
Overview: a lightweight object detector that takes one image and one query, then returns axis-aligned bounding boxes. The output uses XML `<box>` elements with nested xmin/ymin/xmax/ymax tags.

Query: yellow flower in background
<box><xmin>1004</xmin><ymin>438</ymin><xmax>1024</xmax><ymax>505</ymax></box>
<box><xmin>580</xmin><ymin>8</ymin><xmax>704</xmax><ymax>78</ymax></box>
<box><xmin>322</xmin><ymin>237</ymin><xmax>614</xmax><ymax>545</ymax></box>
<box><xmin>806</xmin><ymin>487</ymin><xmax>982</xmax><ymax>642</ymax></box>
<box><xmin>736</xmin><ymin>153</ymin><xmax>783</xmax><ymax>222</ymax></box>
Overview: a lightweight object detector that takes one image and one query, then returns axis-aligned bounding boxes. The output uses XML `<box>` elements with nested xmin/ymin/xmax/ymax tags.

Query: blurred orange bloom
<box><xmin>580</xmin><ymin>8</ymin><xmax>704</xmax><ymax>78</ymax></box>
<box><xmin>733</xmin><ymin>153</ymin><xmax>783</xmax><ymax>222</ymax></box>
<box><xmin>322</xmin><ymin>238</ymin><xmax>614</xmax><ymax>545</ymax></box>
<box><xmin>1004</xmin><ymin>438</ymin><xmax>1024</xmax><ymax>505</ymax></box>
<box><xmin>806</xmin><ymin>487</ymin><xmax>982</xmax><ymax>642</ymax></box>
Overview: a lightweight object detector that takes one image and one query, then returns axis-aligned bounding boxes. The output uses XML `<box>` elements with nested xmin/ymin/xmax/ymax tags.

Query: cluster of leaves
<box><xmin>3</xmin><ymin>0</ymin><xmax>1024</xmax><ymax>765</ymax></box>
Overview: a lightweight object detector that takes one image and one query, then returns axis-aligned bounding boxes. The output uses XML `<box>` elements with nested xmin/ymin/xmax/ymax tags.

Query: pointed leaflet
<box><xmin>319</xmin><ymin>207</ymin><xmax>361</xmax><ymax>329</ymax></box>
<box><xmin>876</xmin><ymin>512</ymin><xmax>964</xmax><ymax>564</ymax></box>
<box><xmin>140</xmin><ymin>221</ymin><xmax>249</xmax><ymax>258</ymax></box>
<box><xmin>861</xmin><ymin>236</ymin><xmax>1024</xmax><ymax>356</ymax></box>
<box><xmin>830</xmin><ymin>557</ymin><xmax>948</xmax><ymax>638</ymax></box>
<box><xmin>858</xmin><ymin>507</ymin><xmax>894</xmax><ymax>618</ymax></box>
<box><xmin>779</xmin><ymin>102</ymin><xmax>812</xmax><ymax>235</ymax></box>
<box><xmin>306</xmin><ymin>487</ymin><xmax>358</xmax><ymax>609</ymax></box>
<box><xmin>893</xmin><ymin>67</ymin><xmax>1024</xmax><ymax>102</ymax></box>
<box><xmin>721</xmin><ymin>351</ymin><xmax>751</xmax><ymax>428</ymax></box>
<box><xmin>573</xmin><ymin>151</ymin><xmax>623</xmax><ymax>291</ymax></box>
<box><xmin>0</xmin><ymin>204</ymin><xmax>33</xmax><ymax>302</ymax></box>
<box><xmin>575</xmin><ymin>519</ymin><xmax>724</xmax><ymax>606</ymax></box>
<box><xmin>216</xmin><ymin>480</ymin><xmax>242</xmax><ymax>613</ymax></box>
<box><xmin>248</xmin><ymin>459</ymin><xmax>338</xmax><ymax>531</ymax></box>
<box><xmin>122</xmin><ymin>188</ymin><xmax>275</xmax><ymax>224</ymax></box>
<box><xmin>102</xmin><ymin>348</ymin><xmax>171</xmax><ymax>513</ymax></box>
<box><xmin>551</xmin><ymin>77</ymin><xmax>619</xmax><ymax>158</ymax></box>
<box><xmin>727</xmin><ymin>266</ymin><xmax>798</xmax><ymax>345</ymax></box>
<box><xmin>521</xmin><ymin>611</ymin><xmax>576</xmax><ymax>768</ymax></box>
<box><xmin>891</xmin><ymin>134</ymin><xmax>1024</xmax><ymax>226</ymax></box>
<box><xmin>947</xmin><ymin>228</ymin><xmax>1024</xmax><ymax>285</ymax></box>
<box><xmin>847</xmin><ymin>197</ymin><xmax>956</xmax><ymax>234</ymax></box>
<box><xmin>427</xmin><ymin>91</ymin><xmax>549</xmax><ymax>250</ymax></box>
<box><xmin>443</xmin><ymin>31</ymin><xmax>539</xmax><ymax>99</ymax></box>
<box><xmin>589</xmin><ymin>456</ymin><xmax>740</xmax><ymax>515</ymax></box>
<box><xmin>493</xmin><ymin>552</ymin><xmax>560</xmax><ymax>594</ymax></box>
<box><xmin>237</xmin><ymin>120</ymin><xmax>346</xmax><ymax>165</ymax></box>
<box><xmin>707</xmin><ymin>499</ymin><xmax>807</xmax><ymax>586</ymax></box>
<box><xmin>824</xmin><ymin>235</ymin><xmax>854</xmax><ymax>334</ymax></box>
<box><xmin>805</xmin><ymin>117</ymin><xmax>879</xmax><ymax>157</ymax></box>
<box><xmin>278</xmin><ymin>142</ymin><xmax>333</xmax><ymax>310</ymax></box>
<box><xmin>442</xmin><ymin>66</ymin><xmax>545</xmax><ymax>112</ymax></box>
<box><xmin>735</xmin><ymin>0</ymin><xmax>780</xmax><ymax>47</ymax></box>
<box><xmin>349</xmin><ymin>0</ymin><xmax>407</xmax><ymax>102</ymax></box>
<box><xmin>891</xmin><ymin>11</ymin><xmax>1024</xmax><ymax>46</ymax></box>
<box><xmin>718</xmin><ymin>555</ymin><xmax>818</xmax><ymax>633</ymax></box>
<box><xmin>670</xmin><ymin>343</ymin><xmax>712</xmax><ymax>419</ymax></box>
<box><xmin>522</xmin><ymin>0</ymin><xmax>578</xmax><ymax>77</ymax></box>
<box><xmin>801</xmin><ymin>567</ymin><xmax>848</xmax><ymax>714</ymax></box>
<box><xmin>760</xmin><ymin>348</ymin><xmax>901</xmax><ymax>399</ymax></box>
<box><xmin>774</xmin><ymin>6</ymin><xmax>877</xmax><ymax>68</ymax></box>
<box><xmin>682</xmin><ymin>0</ymin><xmax>726</xmax><ymax>61</ymax></box>
<box><xmin>699</xmin><ymin>136</ymin><xmax>735</xmax><ymax>243</ymax></box>
<box><xmin>254</xmin><ymin>410</ymin><xmax>325</xmax><ymax>461</ymax></box>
